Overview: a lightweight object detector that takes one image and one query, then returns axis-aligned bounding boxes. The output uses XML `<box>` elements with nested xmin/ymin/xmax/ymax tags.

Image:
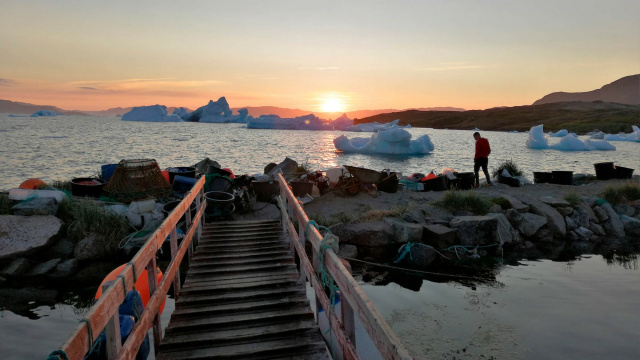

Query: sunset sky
<box><xmin>1</xmin><ymin>0</ymin><xmax>639</xmax><ymax>112</ymax></box>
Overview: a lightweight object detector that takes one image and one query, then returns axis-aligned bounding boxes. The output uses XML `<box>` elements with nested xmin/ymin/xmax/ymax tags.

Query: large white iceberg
<box><xmin>330</xmin><ymin>113</ymin><xmax>353</xmax><ymax>131</ymax></box>
<box><xmin>526</xmin><ymin>124</ymin><xmax>615</xmax><ymax>151</ymax></box>
<box><xmin>333</xmin><ymin>127</ymin><xmax>434</xmax><ymax>154</ymax></box>
<box><xmin>346</xmin><ymin>119</ymin><xmax>405</xmax><ymax>132</ymax></box>
<box><xmin>603</xmin><ymin>126</ymin><xmax>640</xmax><ymax>142</ymax></box>
<box><xmin>182</xmin><ymin>97</ymin><xmax>251</xmax><ymax>123</ymax></box>
<box><xmin>121</xmin><ymin>105</ymin><xmax>184</xmax><ymax>122</ymax></box>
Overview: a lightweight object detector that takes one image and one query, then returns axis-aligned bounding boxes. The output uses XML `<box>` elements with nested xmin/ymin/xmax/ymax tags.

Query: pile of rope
<box><xmin>103</xmin><ymin>159</ymin><xmax>171</xmax><ymax>202</ymax></box>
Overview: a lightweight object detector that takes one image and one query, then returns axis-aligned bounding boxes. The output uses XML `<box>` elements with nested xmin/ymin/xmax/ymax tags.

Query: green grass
<box><xmin>600</xmin><ymin>181</ymin><xmax>640</xmax><ymax>205</ymax></box>
<box><xmin>490</xmin><ymin>197</ymin><xmax>512</xmax><ymax>210</ymax></box>
<box><xmin>492</xmin><ymin>159</ymin><xmax>523</xmax><ymax>178</ymax></box>
<box><xmin>49</xmin><ymin>180</ymin><xmax>72</xmax><ymax>192</ymax></box>
<box><xmin>57</xmin><ymin>197</ymin><xmax>130</xmax><ymax>243</ymax></box>
<box><xmin>360</xmin><ymin>204</ymin><xmax>411</xmax><ymax>222</ymax></box>
<box><xmin>0</xmin><ymin>193</ymin><xmax>13</xmax><ymax>215</ymax></box>
<box><xmin>434</xmin><ymin>191</ymin><xmax>493</xmax><ymax>215</ymax></box>
<box><xmin>563</xmin><ymin>192</ymin><xmax>582</xmax><ymax>208</ymax></box>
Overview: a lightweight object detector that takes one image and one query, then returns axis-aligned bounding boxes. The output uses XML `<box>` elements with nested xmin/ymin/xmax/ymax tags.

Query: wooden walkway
<box><xmin>156</xmin><ymin>219</ymin><xmax>330</xmax><ymax>360</ymax></box>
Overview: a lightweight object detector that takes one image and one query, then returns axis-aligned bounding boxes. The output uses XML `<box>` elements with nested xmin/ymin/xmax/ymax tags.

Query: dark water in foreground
<box><xmin>1</xmin><ymin>255</ymin><xmax>638</xmax><ymax>359</ymax></box>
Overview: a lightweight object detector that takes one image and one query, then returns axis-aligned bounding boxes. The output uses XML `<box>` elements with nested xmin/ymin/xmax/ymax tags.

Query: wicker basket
<box><xmin>104</xmin><ymin>159</ymin><xmax>171</xmax><ymax>202</ymax></box>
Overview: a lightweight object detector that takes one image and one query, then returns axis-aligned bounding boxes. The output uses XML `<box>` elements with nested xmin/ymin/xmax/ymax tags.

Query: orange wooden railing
<box><xmin>275</xmin><ymin>173</ymin><xmax>413</xmax><ymax>360</ymax></box>
<box><xmin>52</xmin><ymin>176</ymin><xmax>206</xmax><ymax>360</ymax></box>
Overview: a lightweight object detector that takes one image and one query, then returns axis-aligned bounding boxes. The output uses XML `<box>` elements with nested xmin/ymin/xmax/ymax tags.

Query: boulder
<box><xmin>50</xmin><ymin>238</ymin><xmax>75</xmax><ymax>259</ymax></box>
<box><xmin>383</xmin><ymin>217</ymin><xmax>423</xmax><ymax>244</ymax></box>
<box><xmin>51</xmin><ymin>259</ymin><xmax>79</xmax><ymax>278</ymax></box>
<box><xmin>519</xmin><ymin>196</ymin><xmax>566</xmax><ymax>237</ymax></box>
<box><xmin>338</xmin><ymin>244</ymin><xmax>358</xmax><ymax>259</ymax></box>
<box><xmin>581</xmin><ymin>196</ymin><xmax>600</xmax><ymax>208</ymax></box>
<box><xmin>620</xmin><ymin>215</ymin><xmax>640</xmax><ymax>237</ymax></box>
<box><xmin>449</xmin><ymin>216</ymin><xmax>498</xmax><ymax>245</ymax></box>
<box><xmin>565</xmin><ymin>216</ymin><xmax>578</xmax><ymax>231</ymax></box>
<box><xmin>574</xmin><ymin>227</ymin><xmax>594</xmax><ymax>241</ymax></box>
<box><xmin>488</xmin><ymin>204</ymin><xmax>503</xmax><ymax>214</ymax></box>
<box><xmin>593</xmin><ymin>206</ymin><xmax>608</xmax><ymax>222</ymax></box>
<box><xmin>517</xmin><ymin>213</ymin><xmax>548</xmax><ymax>237</ymax></box>
<box><xmin>556</xmin><ymin>207</ymin><xmax>573</xmax><ymax>216</ymax></box>
<box><xmin>73</xmin><ymin>233</ymin><xmax>118</xmax><ymax>261</ymax></box>
<box><xmin>614</xmin><ymin>204</ymin><xmax>636</xmax><ymax>217</ymax></box>
<box><xmin>505</xmin><ymin>208</ymin><xmax>524</xmax><ymax>225</ymax></box>
<box><xmin>486</xmin><ymin>213</ymin><xmax>520</xmax><ymax>244</ymax></box>
<box><xmin>12</xmin><ymin>197</ymin><xmax>59</xmax><ymax>216</ymax></box>
<box><xmin>1</xmin><ymin>258</ymin><xmax>32</xmax><ymax>277</ymax></box>
<box><xmin>422</xmin><ymin>224</ymin><xmax>457</xmax><ymax>249</ymax></box>
<box><xmin>589</xmin><ymin>222</ymin><xmax>606</xmax><ymax>236</ymax></box>
<box><xmin>500</xmin><ymin>195</ymin><xmax>529</xmax><ymax>213</ymax></box>
<box><xmin>0</xmin><ymin>215</ymin><xmax>63</xmax><ymax>259</ymax></box>
<box><xmin>570</xmin><ymin>207</ymin><xmax>591</xmax><ymax>228</ymax></box>
<box><xmin>599</xmin><ymin>203</ymin><xmax>625</xmax><ymax>238</ymax></box>
<box><xmin>342</xmin><ymin>221</ymin><xmax>394</xmax><ymax>247</ymax></box>
<box><xmin>534</xmin><ymin>228</ymin><xmax>554</xmax><ymax>243</ymax></box>
<box><xmin>580</xmin><ymin>204</ymin><xmax>598</xmax><ymax>224</ymax></box>
<box><xmin>539</xmin><ymin>196</ymin><xmax>570</xmax><ymax>208</ymax></box>
<box><xmin>395</xmin><ymin>243</ymin><xmax>437</xmax><ymax>268</ymax></box>
<box><xmin>29</xmin><ymin>258</ymin><xmax>62</xmax><ymax>276</ymax></box>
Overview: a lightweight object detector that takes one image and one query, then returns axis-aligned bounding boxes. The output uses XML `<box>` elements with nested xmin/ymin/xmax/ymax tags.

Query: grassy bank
<box><xmin>356</xmin><ymin>101</ymin><xmax>640</xmax><ymax>134</ymax></box>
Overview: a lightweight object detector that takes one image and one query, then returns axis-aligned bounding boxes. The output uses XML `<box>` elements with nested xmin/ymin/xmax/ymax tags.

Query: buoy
<box><xmin>19</xmin><ymin>178</ymin><xmax>46</xmax><ymax>190</ymax></box>
<box><xmin>222</xmin><ymin>168</ymin><xmax>235</xmax><ymax>179</ymax></box>
<box><xmin>420</xmin><ymin>172</ymin><xmax>438</xmax><ymax>181</ymax></box>
<box><xmin>441</xmin><ymin>167</ymin><xmax>456</xmax><ymax>174</ymax></box>
<box><xmin>95</xmin><ymin>264</ymin><xmax>166</xmax><ymax>315</ymax></box>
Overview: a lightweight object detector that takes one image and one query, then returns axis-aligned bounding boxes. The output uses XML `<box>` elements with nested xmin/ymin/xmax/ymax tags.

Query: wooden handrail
<box><xmin>276</xmin><ymin>173</ymin><xmax>413</xmax><ymax>360</ymax></box>
<box><xmin>55</xmin><ymin>176</ymin><xmax>206</xmax><ymax>360</ymax></box>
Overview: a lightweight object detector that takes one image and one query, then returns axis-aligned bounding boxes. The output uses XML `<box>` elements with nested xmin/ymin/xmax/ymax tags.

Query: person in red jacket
<box><xmin>473</xmin><ymin>132</ymin><xmax>492</xmax><ymax>187</ymax></box>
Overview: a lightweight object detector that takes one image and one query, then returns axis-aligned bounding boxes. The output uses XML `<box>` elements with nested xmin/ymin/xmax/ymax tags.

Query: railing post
<box><xmin>341</xmin><ymin>260</ymin><xmax>356</xmax><ymax>348</ymax></box>
<box><xmin>102</xmin><ymin>281</ymin><xmax>122</xmax><ymax>360</ymax></box>
<box><xmin>298</xmin><ymin>217</ymin><xmax>307</xmax><ymax>284</ymax></box>
<box><xmin>146</xmin><ymin>255</ymin><xmax>162</xmax><ymax>355</ymax></box>
<box><xmin>170</xmin><ymin>226</ymin><xmax>181</xmax><ymax>300</ymax></box>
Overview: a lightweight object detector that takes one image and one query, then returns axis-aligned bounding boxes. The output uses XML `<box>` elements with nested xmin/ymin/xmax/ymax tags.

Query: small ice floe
<box><xmin>526</xmin><ymin>124</ymin><xmax>616</xmax><ymax>151</ymax></box>
<box><xmin>333</xmin><ymin>127</ymin><xmax>434</xmax><ymax>154</ymax></box>
<box><xmin>122</xmin><ymin>105</ymin><xmax>184</xmax><ymax>122</ymax></box>
<box><xmin>603</xmin><ymin>125</ymin><xmax>640</xmax><ymax>142</ymax></box>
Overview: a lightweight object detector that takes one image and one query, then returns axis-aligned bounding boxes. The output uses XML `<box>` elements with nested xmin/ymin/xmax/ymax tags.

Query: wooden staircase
<box><xmin>157</xmin><ymin>220</ymin><xmax>330</xmax><ymax>360</ymax></box>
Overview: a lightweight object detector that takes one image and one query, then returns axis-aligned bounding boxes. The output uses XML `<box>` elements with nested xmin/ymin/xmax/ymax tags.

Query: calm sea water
<box><xmin>1</xmin><ymin>114</ymin><xmax>639</xmax><ymax>359</ymax></box>
<box><xmin>1</xmin><ymin>114</ymin><xmax>639</xmax><ymax>190</ymax></box>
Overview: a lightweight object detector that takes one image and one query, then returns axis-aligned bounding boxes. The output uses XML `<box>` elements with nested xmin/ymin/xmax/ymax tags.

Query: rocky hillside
<box><xmin>533</xmin><ymin>74</ymin><xmax>640</xmax><ymax>105</ymax></box>
<box><xmin>0</xmin><ymin>99</ymin><xmax>87</xmax><ymax>115</ymax></box>
<box><xmin>356</xmin><ymin>101</ymin><xmax>640</xmax><ymax>134</ymax></box>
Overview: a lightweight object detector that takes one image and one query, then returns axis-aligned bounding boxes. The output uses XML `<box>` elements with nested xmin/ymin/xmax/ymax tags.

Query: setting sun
<box><xmin>321</xmin><ymin>98</ymin><xmax>344</xmax><ymax>112</ymax></box>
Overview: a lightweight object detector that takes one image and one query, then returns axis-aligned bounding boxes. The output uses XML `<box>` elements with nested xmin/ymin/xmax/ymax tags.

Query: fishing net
<box><xmin>104</xmin><ymin>159</ymin><xmax>171</xmax><ymax>202</ymax></box>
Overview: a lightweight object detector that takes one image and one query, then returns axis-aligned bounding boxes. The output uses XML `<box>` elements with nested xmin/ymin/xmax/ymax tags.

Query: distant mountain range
<box><xmin>0</xmin><ymin>99</ymin><xmax>88</xmax><ymax>116</ymax></box>
<box><xmin>533</xmin><ymin>74</ymin><xmax>640</xmax><ymax>105</ymax></box>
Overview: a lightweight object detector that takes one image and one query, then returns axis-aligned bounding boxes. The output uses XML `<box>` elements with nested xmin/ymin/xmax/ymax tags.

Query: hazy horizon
<box><xmin>1</xmin><ymin>1</ymin><xmax>639</xmax><ymax>112</ymax></box>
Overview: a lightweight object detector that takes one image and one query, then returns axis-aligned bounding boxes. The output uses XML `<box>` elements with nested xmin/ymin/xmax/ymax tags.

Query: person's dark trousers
<box><xmin>474</xmin><ymin>157</ymin><xmax>492</xmax><ymax>185</ymax></box>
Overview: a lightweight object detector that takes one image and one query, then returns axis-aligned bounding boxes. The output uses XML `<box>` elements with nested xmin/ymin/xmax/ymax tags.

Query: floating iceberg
<box><xmin>603</xmin><ymin>126</ymin><xmax>640</xmax><ymax>142</ymax></box>
<box><xmin>181</xmin><ymin>97</ymin><xmax>251</xmax><ymax>123</ymax></box>
<box><xmin>549</xmin><ymin>129</ymin><xmax>568</xmax><ymax>137</ymax></box>
<box><xmin>345</xmin><ymin>119</ymin><xmax>405</xmax><ymax>132</ymax></box>
<box><xmin>330</xmin><ymin>113</ymin><xmax>353</xmax><ymax>131</ymax></box>
<box><xmin>526</xmin><ymin>124</ymin><xmax>615</xmax><ymax>151</ymax></box>
<box><xmin>588</xmin><ymin>130</ymin><xmax>605</xmax><ymax>139</ymax></box>
<box><xmin>121</xmin><ymin>105</ymin><xmax>184</xmax><ymax>122</ymax></box>
<box><xmin>247</xmin><ymin>114</ymin><xmax>333</xmax><ymax>130</ymax></box>
<box><xmin>333</xmin><ymin>127</ymin><xmax>434</xmax><ymax>155</ymax></box>
<box><xmin>31</xmin><ymin>110</ymin><xmax>62</xmax><ymax>117</ymax></box>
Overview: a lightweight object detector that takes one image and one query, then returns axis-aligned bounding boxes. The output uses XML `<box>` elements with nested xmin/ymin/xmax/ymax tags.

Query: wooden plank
<box><xmin>183</xmin><ymin>272</ymin><xmax>298</xmax><ymax>287</ymax></box>
<box><xmin>190</xmin><ymin>255</ymin><xmax>293</xmax><ymax>268</ymax></box>
<box><xmin>175</xmin><ymin>287</ymin><xmax>307</xmax><ymax>305</ymax></box>
<box><xmin>157</xmin><ymin>338</ymin><xmax>328</xmax><ymax>360</ymax></box>
<box><xmin>170</xmin><ymin>296</ymin><xmax>310</xmax><ymax>317</ymax></box>
<box><xmin>166</xmin><ymin>306</ymin><xmax>314</xmax><ymax>330</ymax></box>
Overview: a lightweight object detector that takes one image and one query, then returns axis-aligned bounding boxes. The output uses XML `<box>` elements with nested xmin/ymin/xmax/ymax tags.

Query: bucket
<box><xmin>614</xmin><ymin>166</ymin><xmax>634</xmax><ymax>179</ymax></box>
<box><xmin>101</xmin><ymin>164</ymin><xmax>119</xmax><ymax>183</ymax></box>
<box><xmin>206</xmin><ymin>176</ymin><xmax>233</xmax><ymax>193</ymax></box>
<box><xmin>377</xmin><ymin>174</ymin><xmax>399</xmax><ymax>193</ymax></box>
<box><xmin>290</xmin><ymin>181</ymin><xmax>314</xmax><ymax>197</ymax></box>
<box><xmin>162</xmin><ymin>200</ymin><xmax>196</xmax><ymax>222</ymax></box>
<box><xmin>204</xmin><ymin>191</ymin><xmax>235</xmax><ymax>214</ymax></box>
<box><xmin>421</xmin><ymin>175</ymin><xmax>447</xmax><ymax>192</ymax></box>
<box><xmin>533</xmin><ymin>172</ymin><xmax>553</xmax><ymax>184</ymax></box>
<box><xmin>167</xmin><ymin>167</ymin><xmax>196</xmax><ymax>184</ymax></box>
<box><xmin>594</xmin><ymin>162</ymin><xmax>615</xmax><ymax>180</ymax></box>
<box><xmin>251</xmin><ymin>181</ymin><xmax>280</xmax><ymax>202</ymax></box>
<box><xmin>551</xmin><ymin>171</ymin><xmax>574</xmax><ymax>185</ymax></box>
<box><xmin>456</xmin><ymin>172</ymin><xmax>475</xmax><ymax>190</ymax></box>
<box><xmin>173</xmin><ymin>175</ymin><xmax>198</xmax><ymax>194</ymax></box>
<box><xmin>71</xmin><ymin>178</ymin><xmax>105</xmax><ymax>198</ymax></box>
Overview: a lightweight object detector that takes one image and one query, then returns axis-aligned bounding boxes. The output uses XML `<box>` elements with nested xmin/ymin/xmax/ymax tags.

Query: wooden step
<box><xmin>171</xmin><ymin>295</ymin><xmax>310</xmax><ymax>318</ymax></box>
<box><xmin>175</xmin><ymin>287</ymin><xmax>307</xmax><ymax>306</ymax></box>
